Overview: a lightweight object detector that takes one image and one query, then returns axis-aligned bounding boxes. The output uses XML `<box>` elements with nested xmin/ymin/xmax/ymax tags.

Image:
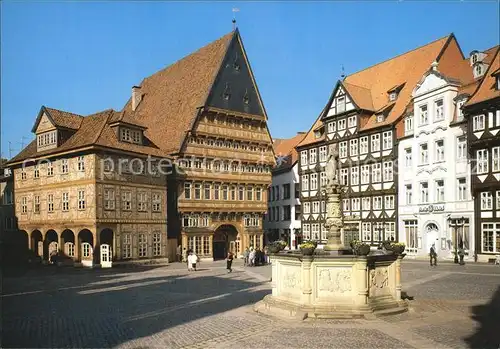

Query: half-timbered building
<box><xmin>463</xmin><ymin>47</ymin><xmax>500</xmax><ymax>262</ymax></box>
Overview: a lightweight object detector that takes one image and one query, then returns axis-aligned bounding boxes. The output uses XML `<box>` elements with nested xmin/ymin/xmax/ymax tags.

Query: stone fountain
<box><xmin>255</xmin><ymin>144</ymin><xmax>407</xmax><ymax>320</ymax></box>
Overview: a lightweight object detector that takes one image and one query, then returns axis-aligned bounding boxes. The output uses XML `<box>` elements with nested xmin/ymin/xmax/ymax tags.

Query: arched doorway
<box><xmin>31</xmin><ymin>230</ymin><xmax>43</xmax><ymax>257</ymax></box>
<box><xmin>78</xmin><ymin>229</ymin><xmax>94</xmax><ymax>267</ymax></box>
<box><xmin>61</xmin><ymin>229</ymin><xmax>75</xmax><ymax>259</ymax></box>
<box><xmin>44</xmin><ymin>230</ymin><xmax>59</xmax><ymax>262</ymax></box>
<box><xmin>99</xmin><ymin>228</ymin><xmax>114</xmax><ymax>268</ymax></box>
<box><xmin>425</xmin><ymin>223</ymin><xmax>439</xmax><ymax>254</ymax></box>
<box><xmin>213</xmin><ymin>225</ymin><xmax>238</xmax><ymax>260</ymax></box>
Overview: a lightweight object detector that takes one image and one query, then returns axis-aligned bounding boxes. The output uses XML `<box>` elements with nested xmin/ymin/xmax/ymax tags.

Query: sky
<box><xmin>1</xmin><ymin>1</ymin><xmax>499</xmax><ymax>159</ymax></box>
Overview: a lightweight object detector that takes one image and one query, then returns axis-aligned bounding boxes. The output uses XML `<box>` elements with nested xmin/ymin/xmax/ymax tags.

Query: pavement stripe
<box><xmin>404</xmin><ymin>272</ymin><xmax>451</xmax><ymax>289</ymax></box>
<box><xmin>234</xmin><ymin>267</ymin><xmax>270</xmax><ymax>282</ymax></box>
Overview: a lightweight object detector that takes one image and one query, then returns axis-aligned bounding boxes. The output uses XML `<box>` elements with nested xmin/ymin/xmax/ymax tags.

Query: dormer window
<box><xmin>475</xmin><ymin>65</ymin><xmax>482</xmax><ymax>76</ymax></box>
<box><xmin>472</xmin><ymin>54</ymin><xmax>478</xmax><ymax>64</ymax></box>
<box><xmin>389</xmin><ymin>92</ymin><xmax>398</xmax><ymax>101</ymax></box>
<box><xmin>496</xmin><ymin>75</ymin><xmax>500</xmax><ymax>91</ymax></box>
<box><xmin>376</xmin><ymin>114</ymin><xmax>385</xmax><ymax>123</ymax></box>
<box><xmin>457</xmin><ymin>99</ymin><xmax>465</xmax><ymax>121</ymax></box>
<box><xmin>37</xmin><ymin>130</ymin><xmax>57</xmax><ymax>151</ymax></box>
<box><xmin>223</xmin><ymin>83</ymin><xmax>231</xmax><ymax>101</ymax></box>
<box><xmin>120</xmin><ymin>127</ymin><xmax>142</xmax><ymax>144</ymax></box>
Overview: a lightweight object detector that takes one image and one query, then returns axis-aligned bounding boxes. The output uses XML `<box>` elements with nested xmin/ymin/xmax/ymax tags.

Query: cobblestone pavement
<box><xmin>2</xmin><ymin>260</ymin><xmax>500</xmax><ymax>348</ymax></box>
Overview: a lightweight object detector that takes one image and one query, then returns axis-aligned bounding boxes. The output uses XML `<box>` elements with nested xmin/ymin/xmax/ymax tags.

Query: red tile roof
<box><xmin>273</xmin><ymin>132</ymin><xmax>306</xmax><ymax>171</ymax></box>
<box><xmin>465</xmin><ymin>47</ymin><xmax>500</xmax><ymax>107</ymax></box>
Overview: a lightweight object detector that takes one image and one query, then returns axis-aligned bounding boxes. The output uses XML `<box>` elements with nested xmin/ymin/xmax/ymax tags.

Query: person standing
<box><xmin>226</xmin><ymin>251</ymin><xmax>234</xmax><ymax>273</ymax></box>
<box><xmin>176</xmin><ymin>244</ymin><xmax>182</xmax><ymax>262</ymax></box>
<box><xmin>187</xmin><ymin>251</ymin><xmax>198</xmax><ymax>271</ymax></box>
<box><xmin>182</xmin><ymin>247</ymin><xmax>187</xmax><ymax>263</ymax></box>
<box><xmin>430</xmin><ymin>244</ymin><xmax>437</xmax><ymax>267</ymax></box>
<box><xmin>243</xmin><ymin>248</ymin><xmax>249</xmax><ymax>267</ymax></box>
<box><xmin>249</xmin><ymin>248</ymin><xmax>256</xmax><ymax>267</ymax></box>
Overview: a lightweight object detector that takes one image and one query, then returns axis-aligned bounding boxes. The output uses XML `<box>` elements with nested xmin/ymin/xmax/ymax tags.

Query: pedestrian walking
<box><xmin>458</xmin><ymin>247</ymin><xmax>465</xmax><ymax>265</ymax></box>
<box><xmin>429</xmin><ymin>244</ymin><xmax>437</xmax><ymax>266</ymax></box>
<box><xmin>226</xmin><ymin>251</ymin><xmax>234</xmax><ymax>273</ymax></box>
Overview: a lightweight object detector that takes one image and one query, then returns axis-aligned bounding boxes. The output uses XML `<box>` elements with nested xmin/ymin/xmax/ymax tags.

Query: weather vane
<box><xmin>232</xmin><ymin>8</ymin><xmax>239</xmax><ymax>30</ymax></box>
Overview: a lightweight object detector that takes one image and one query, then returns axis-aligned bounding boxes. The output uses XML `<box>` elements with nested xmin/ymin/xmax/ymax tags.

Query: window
<box><xmin>456</xmin><ymin>100</ymin><xmax>465</xmax><ymax>121</ymax></box>
<box><xmin>371</xmin><ymin>134</ymin><xmax>380</xmax><ymax>152</ymax></box>
<box><xmin>420</xmin><ymin>182</ymin><xmax>429</xmax><ymax>203</ymax></box>
<box><xmin>34</xmin><ymin>166</ymin><xmax>39</xmax><ymax>179</ymax></box>
<box><xmin>457</xmin><ymin>178</ymin><xmax>467</xmax><ymax>201</ymax></box>
<box><xmin>33</xmin><ymin>195</ymin><xmax>40</xmax><ymax>213</ymax></box>
<box><xmin>61</xmin><ymin>159</ymin><xmax>69</xmax><ymax>174</ymax></box>
<box><xmin>473</xmin><ymin>115</ymin><xmax>485</xmax><ymax>131</ymax></box>
<box><xmin>385</xmin><ymin>222</ymin><xmax>396</xmax><ymax>241</ymax></box>
<box><xmin>121</xmin><ymin>128</ymin><xmax>131</xmax><ymax>142</ymax></box>
<box><xmin>350</xmin><ymin>139</ymin><xmax>358</xmax><ymax>156</ymax></box>
<box><xmin>373</xmin><ymin>196</ymin><xmax>382</xmax><ymax>210</ymax></box>
<box><xmin>302</xmin><ymin>175</ymin><xmax>309</xmax><ymax>191</ymax></box>
<box><xmin>283</xmin><ymin>205</ymin><xmax>291</xmax><ymax>220</ymax></box>
<box><xmin>310</xmin><ymin>173</ymin><xmax>318</xmax><ymax>190</ymax></box>
<box><xmin>382</xmin><ymin>131</ymin><xmax>392</xmax><ymax>150</ymax></box>
<box><xmin>481</xmin><ymin>192</ymin><xmax>493</xmax><ymax>210</ymax></box>
<box><xmin>137</xmin><ymin>192</ymin><xmax>147</xmax><ymax>211</ymax></box>
<box><xmin>376</xmin><ymin>114</ymin><xmax>384</xmax><ymax>123</ymax></box>
<box><xmin>246</xmin><ymin>186</ymin><xmax>253</xmax><ymax>201</ymax></box>
<box><xmin>327</xmin><ymin>122</ymin><xmax>335</xmax><ymax>134</ymax></box>
<box><xmin>303</xmin><ymin>224</ymin><xmax>311</xmax><ymax>240</ymax></box>
<box><xmin>420</xmin><ymin>144</ymin><xmax>429</xmax><ymax>165</ymax></box>
<box><xmin>21</xmin><ymin>196</ymin><xmax>27</xmax><ymax>214</ymax></box>
<box><xmin>77</xmin><ymin>156</ymin><xmax>85</xmax><ymax>171</ymax></box>
<box><xmin>283</xmin><ymin>184</ymin><xmax>290</xmax><ymax>199</ymax></box>
<box><xmin>435</xmin><ymin>140</ymin><xmax>445</xmax><ymax>162</ymax></box>
<box><xmin>138</xmin><ymin>233</ymin><xmax>148</xmax><ymax>258</ymax></box>
<box><xmin>301</xmin><ymin>151</ymin><xmax>308</xmax><ymax>165</ymax></box>
<box><xmin>371</xmin><ymin>163</ymin><xmax>381</xmax><ymax>183</ymax></box>
<box><xmin>312</xmin><ymin>223</ymin><xmax>320</xmax><ymax>240</ymax></box>
<box><xmin>373</xmin><ymin>222</ymin><xmax>384</xmax><ymax>242</ymax></box>
<box><xmin>351</xmin><ymin>166</ymin><xmax>359</xmax><ymax>185</ymax></box>
<box><xmin>339</xmin><ymin>141</ymin><xmax>347</xmax><ymax>158</ymax></box>
<box><xmin>309</xmin><ymin>148</ymin><xmax>317</xmax><ymax>164</ymax></box>
<box><xmin>405</xmin><ymin>148</ymin><xmax>412</xmax><ymax>167</ymax></box>
<box><xmin>122</xmin><ymin>191</ymin><xmax>131</xmax><ymax>210</ymax></box>
<box><xmin>360</xmin><ymin>137</ymin><xmax>368</xmax><ymax>154</ymax></box>
<box><xmin>435</xmin><ymin>180</ymin><xmax>445</xmax><ymax>202</ymax></box>
<box><xmin>204</xmin><ymin>183</ymin><xmax>211</xmax><ymax>200</ymax></box>
<box><xmin>383</xmin><ymin>161</ymin><xmax>393</xmax><ymax>182</ymax></box>
<box><xmin>497</xmin><ymin>191</ymin><xmax>500</xmax><ymax>210</ymax></box>
<box><xmin>362</xmin><ymin>197</ymin><xmax>371</xmax><ymax>211</ymax></box>
<box><xmin>320</xmin><ymin>171</ymin><xmax>327</xmax><ymax>186</ymax></box>
<box><xmin>362</xmin><ymin>223</ymin><xmax>371</xmax><ymax>242</ymax></box>
<box><xmin>384</xmin><ymin>195</ymin><xmax>395</xmax><ymax>209</ymax></box>
<box><xmin>361</xmin><ymin>165</ymin><xmax>370</xmax><ymax>184</ymax></box>
<box><xmin>340</xmin><ymin>169</ymin><xmax>348</xmax><ymax>185</ymax></box>
<box><xmin>481</xmin><ymin>223</ymin><xmax>500</xmax><ymax>253</ymax></box>
<box><xmin>405</xmin><ymin>220</ymin><xmax>420</xmax><ymax>250</ymax></box>
<box><xmin>419</xmin><ymin>105</ymin><xmax>428</xmax><ymax>125</ymax></box>
<box><xmin>337</xmin><ymin>97</ymin><xmax>346</xmax><ymax>113</ymax></box>
<box><xmin>476</xmin><ymin>149</ymin><xmax>488</xmax><ymax>174</ymax></box>
<box><xmin>457</xmin><ymin>137</ymin><xmax>467</xmax><ymax>160</ymax></box>
<box><xmin>493</xmin><ymin>147</ymin><xmax>500</xmax><ymax>172</ymax></box>
<box><xmin>303</xmin><ymin>202</ymin><xmax>311</xmax><ymax>214</ymax></box>
<box><xmin>389</xmin><ymin>92</ymin><xmax>398</xmax><ymax>101</ymax></box>
<box><xmin>62</xmin><ymin>192</ymin><xmax>69</xmax><ymax>211</ymax></box>
<box><xmin>194</xmin><ymin>184</ymin><xmax>202</xmax><ymax>200</ymax></box>
<box><xmin>318</xmin><ymin>146</ymin><xmax>327</xmax><ymax>162</ymax></box>
<box><xmin>256</xmin><ymin>187</ymin><xmax>262</xmax><ymax>201</ymax></box>
<box><xmin>131</xmin><ymin>130</ymin><xmax>141</xmax><ymax>144</ymax></box>
<box><xmin>153</xmin><ymin>232</ymin><xmax>161</xmax><ymax>257</ymax></box>
<box><xmin>313</xmin><ymin>201</ymin><xmax>320</xmax><ymax>213</ymax></box>
<box><xmin>475</xmin><ymin>65</ymin><xmax>482</xmax><ymax>76</ymax></box>
<box><xmin>47</xmin><ymin>194</ymin><xmax>54</xmax><ymax>212</ymax></box>
<box><xmin>351</xmin><ymin>198</ymin><xmax>360</xmax><ymax>211</ymax></box>
<box><xmin>405</xmin><ymin>116</ymin><xmax>413</xmax><ymax>135</ymax></box>
<box><xmin>434</xmin><ymin>99</ymin><xmax>444</xmax><ymax>121</ymax></box>
<box><xmin>275</xmin><ymin>186</ymin><xmax>280</xmax><ymax>200</ymax></box>
<box><xmin>405</xmin><ymin>184</ymin><xmax>412</xmax><ymax>204</ymax></box>
<box><xmin>338</xmin><ymin>119</ymin><xmax>346</xmax><ymax>130</ymax></box>
<box><xmin>47</xmin><ymin>162</ymin><xmax>54</xmax><ymax>176</ymax></box>
<box><xmin>184</xmin><ymin>183</ymin><xmax>191</xmax><ymax>199</ymax></box>
<box><xmin>346</xmin><ymin>115</ymin><xmax>356</xmax><ymax>128</ymax></box>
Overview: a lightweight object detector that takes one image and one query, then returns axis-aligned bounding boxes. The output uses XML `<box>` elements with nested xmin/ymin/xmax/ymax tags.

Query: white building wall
<box><xmin>398</xmin><ymin>72</ymin><xmax>475</xmax><ymax>259</ymax></box>
<box><xmin>264</xmin><ymin>163</ymin><xmax>301</xmax><ymax>249</ymax></box>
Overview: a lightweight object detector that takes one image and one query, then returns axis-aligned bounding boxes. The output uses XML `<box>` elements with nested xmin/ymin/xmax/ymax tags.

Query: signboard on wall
<box><xmin>419</xmin><ymin>205</ymin><xmax>445</xmax><ymax>213</ymax></box>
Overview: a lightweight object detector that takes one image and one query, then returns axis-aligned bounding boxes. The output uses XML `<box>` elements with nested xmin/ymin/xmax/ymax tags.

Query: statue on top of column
<box><xmin>325</xmin><ymin>143</ymin><xmax>339</xmax><ymax>187</ymax></box>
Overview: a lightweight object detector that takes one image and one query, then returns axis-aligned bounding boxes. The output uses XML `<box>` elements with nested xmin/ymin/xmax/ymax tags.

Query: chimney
<box><xmin>431</xmin><ymin>61</ymin><xmax>439</xmax><ymax>71</ymax></box>
<box><xmin>132</xmin><ymin>86</ymin><xmax>142</xmax><ymax>111</ymax></box>
<box><xmin>297</xmin><ymin>131</ymin><xmax>306</xmax><ymax>135</ymax></box>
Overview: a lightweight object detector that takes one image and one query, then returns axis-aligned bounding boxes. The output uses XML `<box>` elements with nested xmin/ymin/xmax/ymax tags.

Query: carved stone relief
<box><xmin>370</xmin><ymin>268</ymin><xmax>389</xmax><ymax>289</ymax></box>
<box><xmin>318</xmin><ymin>268</ymin><xmax>352</xmax><ymax>294</ymax></box>
<box><xmin>281</xmin><ymin>266</ymin><xmax>301</xmax><ymax>290</ymax></box>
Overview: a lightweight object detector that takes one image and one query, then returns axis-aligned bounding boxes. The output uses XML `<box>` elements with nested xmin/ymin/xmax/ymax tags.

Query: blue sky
<box><xmin>1</xmin><ymin>1</ymin><xmax>498</xmax><ymax>159</ymax></box>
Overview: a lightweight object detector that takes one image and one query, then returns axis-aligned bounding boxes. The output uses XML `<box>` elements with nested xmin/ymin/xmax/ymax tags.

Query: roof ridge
<box><xmin>345</xmin><ymin>34</ymin><xmax>452</xmax><ymax>79</ymax></box>
<box><xmin>45</xmin><ymin>106</ymin><xmax>84</xmax><ymax>118</ymax></box>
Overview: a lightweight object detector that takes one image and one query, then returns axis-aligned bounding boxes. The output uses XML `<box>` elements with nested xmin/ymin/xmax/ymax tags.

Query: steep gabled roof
<box><xmin>31</xmin><ymin>106</ymin><xmax>84</xmax><ymax>133</ymax></box>
<box><xmin>273</xmin><ymin>132</ymin><xmax>306</xmax><ymax>171</ymax></box>
<box><xmin>296</xmin><ymin>106</ymin><xmax>327</xmax><ymax>148</ymax></box>
<box><xmin>465</xmin><ymin>47</ymin><xmax>500</xmax><ymax>107</ymax></box>
<box><xmin>342</xmin><ymin>82</ymin><xmax>374</xmax><ymax>111</ymax></box>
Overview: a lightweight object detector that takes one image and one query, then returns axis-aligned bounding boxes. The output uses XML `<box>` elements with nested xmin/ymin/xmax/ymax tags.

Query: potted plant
<box><xmin>390</xmin><ymin>242</ymin><xmax>405</xmax><ymax>255</ymax></box>
<box><xmin>299</xmin><ymin>241</ymin><xmax>316</xmax><ymax>256</ymax></box>
<box><xmin>382</xmin><ymin>240</ymin><xmax>393</xmax><ymax>251</ymax></box>
<box><xmin>267</xmin><ymin>240</ymin><xmax>287</xmax><ymax>254</ymax></box>
<box><xmin>357</xmin><ymin>243</ymin><xmax>371</xmax><ymax>256</ymax></box>
<box><xmin>349</xmin><ymin>239</ymin><xmax>360</xmax><ymax>250</ymax></box>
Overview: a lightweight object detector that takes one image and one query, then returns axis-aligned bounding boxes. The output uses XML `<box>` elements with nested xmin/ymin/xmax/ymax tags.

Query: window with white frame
<box><xmin>362</xmin><ymin>223</ymin><xmax>371</xmax><ymax>242</ymax></box>
<box><xmin>339</xmin><ymin>141</ymin><xmax>347</xmax><ymax>158</ymax></box>
<box><xmin>419</xmin><ymin>105</ymin><xmax>428</xmax><ymax>125</ymax></box>
<box><xmin>481</xmin><ymin>223</ymin><xmax>500</xmax><ymax>253</ymax></box>
<box><xmin>360</xmin><ymin>137</ymin><xmax>368</xmax><ymax>154</ymax></box>
<box><xmin>62</xmin><ymin>192</ymin><xmax>69</xmax><ymax>211</ymax></box>
<box><xmin>104</xmin><ymin>189</ymin><xmax>115</xmax><ymax>210</ymax></box>
<box><xmin>371</xmin><ymin>163</ymin><xmax>381</xmax><ymax>183</ymax></box>
<box><xmin>362</xmin><ymin>197</ymin><xmax>371</xmax><ymax>211</ymax></box>
<box><xmin>303</xmin><ymin>202</ymin><xmax>311</xmax><ymax>214</ymax></box>
<box><xmin>405</xmin><ymin>148</ymin><xmax>412</xmax><ymax>167</ymax></box>
<box><xmin>384</xmin><ymin>195</ymin><xmax>395</xmax><ymax>209</ymax></box>
<box><xmin>122</xmin><ymin>191</ymin><xmax>132</xmax><ymax>210</ymax></box>
<box><xmin>21</xmin><ymin>196</ymin><xmax>27</xmax><ymax>214</ymax></box>
<box><xmin>337</xmin><ymin>97</ymin><xmax>346</xmax><ymax>113</ymax></box>
<box><xmin>385</xmin><ymin>222</ymin><xmax>396</xmax><ymax>241</ymax></box>
<box><xmin>21</xmin><ymin>169</ymin><xmax>26</xmax><ymax>180</ymax></box>
<box><xmin>320</xmin><ymin>171</ymin><xmax>327</xmax><ymax>186</ymax></box>
<box><xmin>473</xmin><ymin>114</ymin><xmax>485</xmax><ymax>131</ymax></box>
<box><xmin>350</xmin><ymin>139</ymin><xmax>358</xmax><ymax>156</ymax></box>
<box><xmin>47</xmin><ymin>162</ymin><xmax>53</xmax><ymax>176</ymax></box>
<box><xmin>34</xmin><ymin>165</ymin><xmax>39</xmax><ymax>179</ymax></box>
<box><xmin>194</xmin><ymin>183</ymin><xmax>202</xmax><ymax>200</ymax></box>
<box><xmin>435</xmin><ymin>180</ymin><xmax>445</xmax><ymax>202</ymax></box>
<box><xmin>301</xmin><ymin>151</ymin><xmax>308</xmax><ymax>165</ymax></box>
<box><xmin>371</xmin><ymin>134</ymin><xmax>380</xmax><ymax>152</ymax></box>
<box><xmin>434</xmin><ymin>99</ymin><xmax>444</xmax><ymax>121</ymax></box>
<box><xmin>122</xmin><ymin>233</ymin><xmax>132</xmax><ymax>259</ymax></box>
<box><xmin>457</xmin><ymin>136</ymin><xmax>467</xmax><ymax>160</ymax></box>
<box><xmin>338</xmin><ymin>119</ymin><xmax>346</xmax><ymax>130</ymax></box>
<box><xmin>476</xmin><ymin>149</ymin><xmax>488</xmax><ymax>174</ymax></box>
<box><xmin>138</xmin><ymin>233</ymin><xmax>148</xmax><ymax>258</ymax></box>
<box><xmin>343</xmin><ymin>199</ymin><xmax>350</xmax><ymax>211</ymax></box>
<box><xmin>321</xmin><ymin>200</ymin><xmax>326</xmax><ymax>212</ymax></box>
<box><xmin>420</xmin><ymin>144</ymin><xmax>429</xmax><ymax>165</ymax></box>
<box><xmin>33</xmin><ymin>195</ymin><xmax>40</xmax><ymax>213</ymax></box>
<box><xmin>184</xmin><ymin>182</ymin><xmax>191</xmax><ymax>199</ymax></box>
<box><xmin>481</xmin><ymin>192</ymin><xmax>493</xmax><ymax>210</ymax></box>
<box><xmin>340</xmin><ymin>169</ymin><xmax>349</xmax><ymax>185</ymax></box>
<box><xmin>327</xmin><ymin>122</ymin><xmax>335</xmax><ymax>134</ymax></box>
<box><xmin>312</xmin><ymin>201</ymin><xmax>320</xmax><ymax>214</ymax></box>
<box><xmin>256</xmin><ymin>187</ymin><xmax>262</xmax><ymax>201</ymax></box>
<box><xmin>497</xmin><ymin>191</ymin><xmax>500</xmax><ymax>210</ymax></box>
<box><xmin>351</xmin><ymin>166</ymin><xmax>359</xmax><ymax>185</ymax></box>
<box><xmin>319</xmin><ymin>146</ymin><xmax>327</xmax><ymax>162</ymax></box>
<box><xmin>352</xmin><ymin>198</ymin><xmax>360</xmax><ymax>211</ymax></box>
<box><xmin>77</xmin><ymin>190</ymin><xmax>85</xmax><ymax>210</ymax></box>
<box><xmin>435</xmin><ymin>140</ymin><xmax>445</xmax><ymax>162</ymax></box>
<box><xmin>456</xmin><ymin>100</ymin><xmax>465</xmax><ymax>121</ymax></box>
<box><xmin>309</xmin><ymin>148</ymin><xmax>317</xmax><ymax>164</ymax></box>
<box><xmin>153</xmin><ymin>232</ymin><xmax>161</xmax><ymax>256</ymax></box>
<box><xmin>373</xmin><ymin>222</ymin><xmax>383</xmax><ymax>242</ymax></box>
<box><xmin>457</xmin><ymin>178</ymin><xmax>467</xmax><ymax>201</ymax></box>
<box><xmin>383</xmin><ymin>161</ymin><xmax>393</xmax><ymax>182</ymax></box>
<box><xmin>204</xmin><ymin>183</ymin><xmax>211</xmax><ymax>200</ymax></box>
<box><xmin>493</xmin><ymin>147</ymin><xmax>500</xmax><ymax>172</ymax></box>
<box><xmin>382</xmin><ymin>131</ymin><xmax>392</xmax><ymax>150</ymax></box>
<box><xmin>405</xmin><ymin>220</ymin><xmax>420</xmax><ymax>250</ymax></box>
<box><xmin>405</xmin><ymin>184</ymin><xmax>412</xmax><ymax>204</ymax></box>
<box><xmin>237</xmin><ymin>185</ymin><xmax>243</xmax><ymax>200</ymax></box>
<box><xmin>373</xmin><ymin>196</ymin><xmax>382</xmax><ymax>210</ymax></box>
<box><xmin>77</xmin><ymin>156</ymin><xmax>85</xmax><ymax>171</ymax></box>
<box><xmin>312</xmin><ymin>223</ymin><xmax>320</xmax><ymax>240</ymax></box>
<box><xmin>310</xmin><ymin>173</ymin><xmax>318</xmax><ymax>190</ymax></box>
<box><xmin>137</xmin><ymin>192</ymin><xmax>147</xmax><ymax>211</ymax></box>
<box><xmin>47</xmin><ymin>194</ymin><xmax>54</xmax><ymax>212</ymax></box>
<box><xmin>420</xmin><ymin>182</ymin><xmax>429</xmax><ymax>203</ymax></box>
<box><xmin>61</xmin><ymin>159</ymin><xmax>69</xmax><ymax>174</ymax></box>
<box><xmin>361</xmin><ymin>165</ymin><xmax>370</xmax><ymax>184</ymax></box>
<box><xmin>405</xmin><ymin>116</ymin><xmax>413</xmax><ymax>135</ymax></box>
<box><xmin>303</xmin><ymin>224</ymin><xmax>311</xmax><ymax>240</ymax></box>
<box><xmin>302</xmin><ymin>175</ymin><xmax>309</xmax><ymax>191</ymax></box>
<box><xmin>348</xmin><ymin>116</ymin><xmax>356</xmax><ymax>128</ymax></box>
